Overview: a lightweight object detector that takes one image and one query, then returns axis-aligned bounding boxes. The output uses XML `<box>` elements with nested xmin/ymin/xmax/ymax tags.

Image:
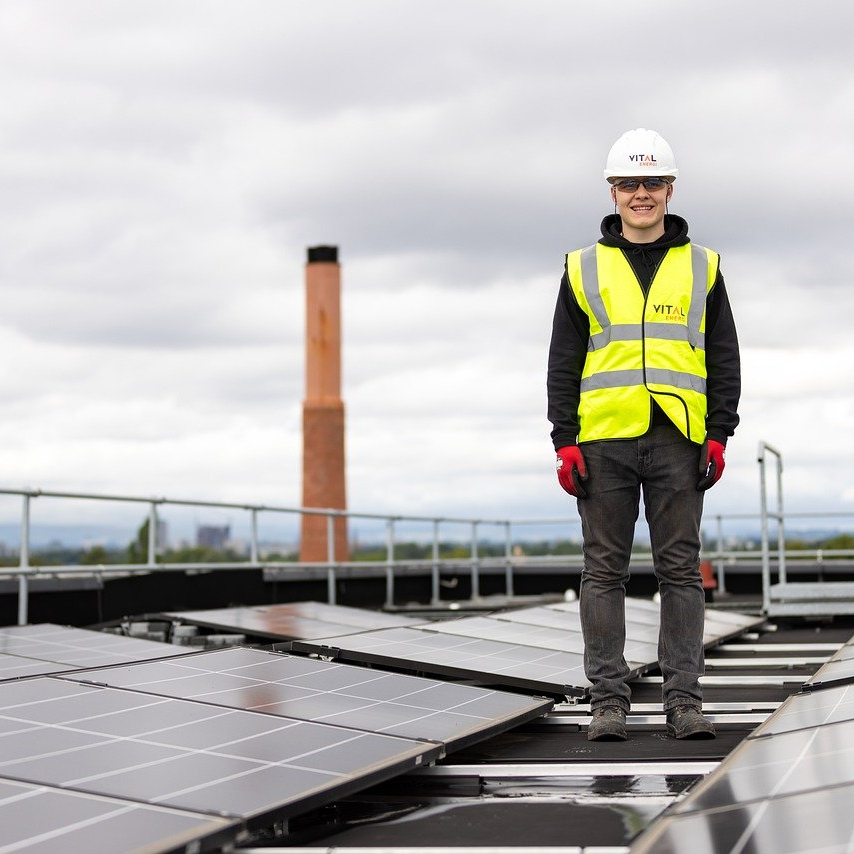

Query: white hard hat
<box><xmin>604</xmin><ymin>128</ymin><xmax>678</xmax><ymax>182</ymax></box>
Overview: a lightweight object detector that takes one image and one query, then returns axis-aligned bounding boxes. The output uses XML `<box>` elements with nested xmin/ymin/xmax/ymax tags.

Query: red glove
<box><xmin>697</xmin><ymin>439</ymin><xmax>726</xmax><ymax>490</ymax></box>
<box><xmin>556</xmin><ymin>445</ymin><xmax>588</xmax><ymax>498</ymax></box>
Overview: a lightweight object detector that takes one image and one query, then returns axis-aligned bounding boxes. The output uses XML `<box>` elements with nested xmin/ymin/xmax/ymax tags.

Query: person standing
<box><xmin>547</xmin><ymin>128</ymin><xmax>741</xmax><ymax>741</ymax></box>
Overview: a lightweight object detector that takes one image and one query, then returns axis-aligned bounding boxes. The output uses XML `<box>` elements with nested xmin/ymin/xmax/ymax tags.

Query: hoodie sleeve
<box><xmin>547</xmin><ymin>269</ymin><xmax>590</xmax><ymax>449</ymax></box>
<box><xmin>704</xmin><ymin>266</ymin><xmax>741</xmax><ymax>444</ymax></box>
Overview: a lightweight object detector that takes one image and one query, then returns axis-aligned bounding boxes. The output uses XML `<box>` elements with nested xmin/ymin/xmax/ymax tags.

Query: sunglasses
<box><xmin>613</xmin><ymin>177</ymin><xmax>670</xmax><ymax>193</ymax></box>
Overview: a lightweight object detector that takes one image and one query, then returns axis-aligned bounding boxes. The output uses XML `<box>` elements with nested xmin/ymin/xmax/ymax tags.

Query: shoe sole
<box><xmin>667</xmin><ymin>725</ymin><xmax>716</xmax><ymax>740</ymax></box>
<box><xmin>587</xmin><ymin>728</ymin><xmax>627</xmax><ymax>742</ymax></box>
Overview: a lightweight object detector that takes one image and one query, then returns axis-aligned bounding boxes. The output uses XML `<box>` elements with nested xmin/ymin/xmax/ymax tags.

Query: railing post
<box><xmin>758</xmin><ymin>441</ymin><xmax>784</xmax><ymax>613</ymax></box>
<box><xmin>249</xmin><ymin>508</ymin><xmax>259</xmax><ymax>565</ymax></box>
<box><xmin>504</xmin><ymin>520</ymin><xmax>514</xmax><ymax>598</ymax></box>
<box><xmin>776</xmin><ymin>452</ymin><xmax>786</xmax><ymax>585</ymax></box>
<box><xmin>470</xmin><ymin>521</ymin><xmax>480</xmax><ymax>601</ymax></box>
<box><xmin>431</xmin><ymin>519</ymin><xmax>441</xmax><ymax>606</ymax></box>
<box><xmin>17</xmin><ymin>494</ymin><xmax>31</xmax><ymax>626</ymax></box>
<box><xmin>385</xmin><ymin>518</ymin><xmax>396</xmax><ymax>609</ymax></box>
<box><xmin>147</xmin><ymin>502</ymin><xmax>158</xmax><ymax>567</ymax></box>
<box><xmin>715</xmin><ymin>514</ymin><xmax>726</xmax><ymax>594</ymax></box>
<box><xmin>326</xmin><ymin>513</ymin><xmax>336</xmax><ymax>605</ymax></box>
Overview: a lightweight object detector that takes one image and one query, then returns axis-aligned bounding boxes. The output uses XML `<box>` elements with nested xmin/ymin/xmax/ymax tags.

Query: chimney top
<box><xmin>307</xmin><ymin>245</ymin><xmax>338</xmax><ymax>264</ymax></box>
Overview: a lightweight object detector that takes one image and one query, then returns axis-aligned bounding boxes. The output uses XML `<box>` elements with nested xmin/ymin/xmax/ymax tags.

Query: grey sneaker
<box><xmin>666</xmin><ymin>705</ymin><xmax>716</xmax><ymax>739</ymax></box>
<box><xmin>587</xmin><ymin>705</ymin><xmax>627</xmax><ymax>741</ymax></box>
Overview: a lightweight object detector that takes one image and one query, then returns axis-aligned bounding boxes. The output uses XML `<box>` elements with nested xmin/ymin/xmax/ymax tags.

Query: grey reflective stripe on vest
<box><xmin>580</xmin><ymin>245</ymin><xmax>610</xmax><ymax>348</ymax></box>
<box><xmin>687</xmin><ymin>244</ymin><xmax>709</xmax><ymax>349</ymax></box>
<box><xmin>646</xmin><ymin>368</ymin><xmax>706</xmax><ymax>393</ymax></box>
<box><xmin>643</xmin><ymin>322</ymin><xmax>690</xmax><ymax>342</ymax></box>
<box><xmin>580</xmin><ymin>368</ymin><xmax>707</xmax><ymax>394</ymax></box>
<box><xmin>590</xmin><ymin>324</ymin><xmax>642</xmax><ymax>350</ymax></box>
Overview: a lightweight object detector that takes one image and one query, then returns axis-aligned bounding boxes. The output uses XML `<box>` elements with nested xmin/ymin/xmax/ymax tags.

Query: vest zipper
<box><xmin>621</xmin><ymin>248</ymin><xmax>693</xmax><ymax>439</ymax></box>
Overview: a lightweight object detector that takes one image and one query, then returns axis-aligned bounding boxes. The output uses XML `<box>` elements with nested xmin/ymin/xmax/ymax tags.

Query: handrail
<box><xmin>0</xmin><ymin>485</ymin><xmax>581</xmax><ymax>624</ymax></box>
<box><xmin>4</xmin><ymin>457</ymin><xmax>854</xmax><ymax>625</ymax></box>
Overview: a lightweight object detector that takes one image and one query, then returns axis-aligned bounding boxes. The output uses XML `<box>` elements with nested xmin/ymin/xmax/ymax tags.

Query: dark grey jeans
<box><xmin>577</xmin><ymin>423</ymin><xmax>706</xmax><ymax>712</ymax></box>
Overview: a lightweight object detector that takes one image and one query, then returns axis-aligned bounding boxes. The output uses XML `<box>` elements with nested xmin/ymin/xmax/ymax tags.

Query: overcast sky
<box><xmin>1</xmin><ymin>1</ymin><xmax>853</xmax><ymax>544</ymax></box>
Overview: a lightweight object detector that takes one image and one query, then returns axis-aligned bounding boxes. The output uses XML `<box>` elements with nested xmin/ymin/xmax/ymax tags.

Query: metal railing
<box><xmin>0</xmin><ymin>486</ymin><xmax>590</xmax><ymax>625</ymax></box>
<box><xmin>3</xmin><ymin>452</ymin><xmax>854</xmax><ymax>624</ymax></box>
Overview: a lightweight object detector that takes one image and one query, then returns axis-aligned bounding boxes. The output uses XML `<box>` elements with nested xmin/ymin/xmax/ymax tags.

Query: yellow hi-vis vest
<box><xmin>566</xmin><ymin>242</ymin><xmax>719</xmax><ymax>444</ymax></box>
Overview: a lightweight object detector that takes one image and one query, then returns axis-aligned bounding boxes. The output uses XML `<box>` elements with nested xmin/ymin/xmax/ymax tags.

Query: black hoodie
<box><xmin>547</xmin><ymin>213</ymin><xmax>741</xmax><ymax>449</ymax></box>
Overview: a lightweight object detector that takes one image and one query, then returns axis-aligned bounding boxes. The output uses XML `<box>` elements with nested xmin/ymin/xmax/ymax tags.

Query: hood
<box><xmin>599</xmin><ymin>213</ymin><xmax>690</xmax><ymax>250</ymax></box>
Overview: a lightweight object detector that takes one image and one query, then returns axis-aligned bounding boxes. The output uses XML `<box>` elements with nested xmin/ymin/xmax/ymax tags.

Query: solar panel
<box><xmin>549</xmin><ymin>597</ymin><xmax>660</xmax><ymax>627</ymax></box>
<box><xmin>747</xmin><ymin>683</ymin><xmax>854</xmax><ymax>738</ymax></box>
<box><xmin>804</xmin><ymin>635</ymin><xmax>854</xmax><ymax>691</ymax></box>
<box><xmin>631</xmin><ymin>781</ymin><xmax>854</xmax><ymax>854</ymax></box>
<box><xmin>0</xmin><ymin>624</ymin><xmax>189</xmax><ymax>671</ymax></box>
<box><xmin>0</xmin><ymin>676</ymin><xmax>439</xmax><ymax>824</ymax></box>
<box><xmin>0</xmin><ymin>777</ymin><xmax>236</xmax><ymax>853</ymax></box>
<box><xmin>291</xmin><ymin>626</ymin><xmax>590</xmax><ymax>697</ymax></box>
<box><xmin>162</xmin><ymin>601</ymin><xmax>423</xmax><ymax>640</ymax></box>
<box><xmin>669</xmin><ymin>717</ymin><xmax>854</xmax><ymax>814</ymax></box>
<box><xmin>425</xmin><ymin>615</ymin><xmax>658</xmax><ymax>665</ymax></box>
<box><xmin>496</xmin><ymin>605</ymin><xmax>662</xmax><ymax>644</ymax></box>
<box><xmin>287</xmin><ymin>598</ymin><xmax>764</xmax><ymax>699</ymax></box>
<box><xmin>63</xmin><ymin>646</ymin><xmax>552</xmax><ymax>749</ymax></box>
<box><xmin>0</xmin><ymin>651</ymin><xmax>63</xmax><ymax>681</ymax></box>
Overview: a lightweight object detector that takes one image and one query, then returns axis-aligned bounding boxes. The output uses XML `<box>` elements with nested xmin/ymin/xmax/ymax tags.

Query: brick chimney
<box><xmin>300</xmin><ymin>245</ymin><xmax>349</xmax><ymax>562</ymax></box>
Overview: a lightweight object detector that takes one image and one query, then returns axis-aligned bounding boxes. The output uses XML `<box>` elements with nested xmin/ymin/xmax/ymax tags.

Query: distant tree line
<box><xmin>3</xmin><ymin>524</ymin><xmax>854</xmax><ymax>568</ymax></box>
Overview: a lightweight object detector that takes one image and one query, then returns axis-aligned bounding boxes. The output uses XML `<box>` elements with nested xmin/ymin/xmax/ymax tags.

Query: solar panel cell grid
<box><xmin>0</xmin><ymin>623</ymin><xmax>188</xmax><ymax>671</ymax></box>
<box><xmin>749</xmin><ymin>683</ymin><xmax>854</xmax><ymax>737</ymax></box>
<box><xmin>0</xmin><ymin>677</ymin><xmax>438</xmax><ymax>822</ymax></box>
<box><xmin>0</xmin><ymin>779</ymin><xmax>235</xmax><ymax>854</ymax></box>
<box><xmin>65</xmin><ymin>647</ymin><xmax>552</xmax><ymax>746</ymax></box>
<box><xmin>632</xmin><ymin>780</ymin><xmax>854</xmax><ymax>854</ymax></box>
<box><xmin>496</xmin><ymin>606</ymin><xmax>662</xmax><ymax>644</ymax></box>
<box><xmin>163</xmin><ymin>601</ymin><xmax>423</xmax><ymax>640</ymax></box>
<box><xmin>672</xmin><ymin>720</ymin><xmax>854</xmax><ymax>813</ymax></box>
<box><xmin>291</xmin><ymin>627</ymin><xmax>590</xmax><ymax>695</ymax></box>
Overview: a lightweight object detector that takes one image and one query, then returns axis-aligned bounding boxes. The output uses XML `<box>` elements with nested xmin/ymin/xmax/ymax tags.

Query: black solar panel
<box><xmin>0</xmin><ymin>676</ymin><xmax>439</xmax><ymax>824</ymax></box>
<box><xmin>162</xmin><ymin>601</ymin><xmax>423</xmax><ymax>640</ymax></box>
<box><xmin>0</xmin><ymin>624</ymin><xmax>189</xmax><ymax>673</ymax></box>
<box><xmin>804</xmin><ymin>636</ymin><xmax>854</xmax><ymax>691</ymax></box>
<box><xmin>0</xmin><ymin>651</ymin><xmax>62</xmax><ymax>681</ymax></box>
<box><xmin>290</xmin><ymin>599</ymin><xmax>765</xmax><ymax>698</ymax></box>
<box><xmin>632</xmin><ymin>781</ymin><xmax>854</xmax><ymax>854</ymax></box>
<box><xmin>632</xmin><ymin>638</ymin><xmax>854</xmax><ymax>853</ymax></box>
<box><xmin>425</xmin><ymin>615</ymin><xmax>658</xmax><ymax>665</ymax></box>
<box><xmin>0</xmin><ymin>777</ymin><xmax>236</xmax><ymax>853</ymax></box>
<box><xmin>748</xmin><ymin>683</ymin><xmax>854</xmax><ymax>737</ymax></box>
<box><xmin>291</xmin><ymin>626</ymin><xmax>590</xmax><ymax>697</ymax></box>
<box><xmin>496</xmin><ymin>605</ymin><xmax>662</xmax><ymax>644</ymax></box>
<box><xmin>63</xmin><ymin>646</ymin><xmax>552</xmax><ymax>749</ymax></box>
<box><xmin>670</xmin><ymin>720</ymin><xmax>854</xmax><ymax>814</ymax></box>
